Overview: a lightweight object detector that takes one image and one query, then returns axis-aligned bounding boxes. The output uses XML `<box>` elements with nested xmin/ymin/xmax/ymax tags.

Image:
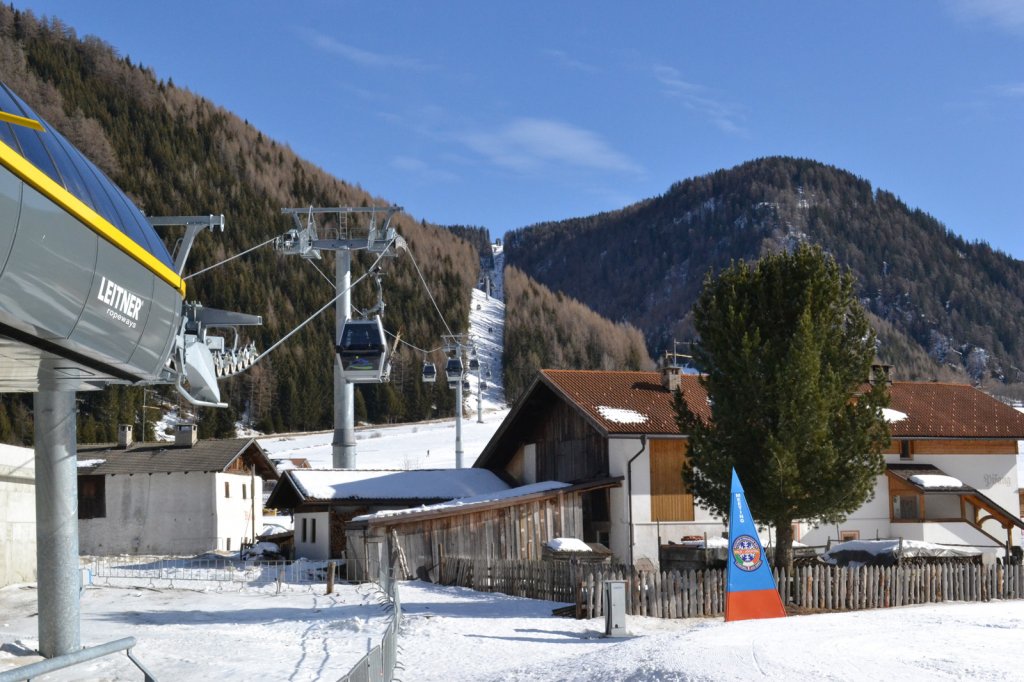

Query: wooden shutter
<box><xmin>649</xmin><ymin>439</ymin><xmax>694</xmax><ymax>522</ymax></box>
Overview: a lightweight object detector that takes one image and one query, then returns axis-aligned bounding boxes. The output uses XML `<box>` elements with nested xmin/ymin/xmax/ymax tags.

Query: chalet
<box><xmin>265</xmin><ymin>468</ymin><xmax>511</xmax><ymax>561</ymax></box>
<box><xmin>470</xmin><ymin>368</ymin><xmax>1024</xmax><ymax>568</ymax></box>
<box><xmin>76</xmin><ymin>424</ymin><xmax>279</xmax><ymax>556</ymax></box>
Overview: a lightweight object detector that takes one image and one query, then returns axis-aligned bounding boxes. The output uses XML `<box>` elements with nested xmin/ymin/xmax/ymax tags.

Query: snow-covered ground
<box><xmin>2</xmin><ymin>579</ymin><xmax>1023</xmax><ymax>680</ymax></box>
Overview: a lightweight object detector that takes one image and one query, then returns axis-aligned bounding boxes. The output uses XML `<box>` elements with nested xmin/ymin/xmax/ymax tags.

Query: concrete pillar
<box><xmin>33</xmin><ymin>389</ymin><xmax>81</xmax><ymax>657</ymax></box>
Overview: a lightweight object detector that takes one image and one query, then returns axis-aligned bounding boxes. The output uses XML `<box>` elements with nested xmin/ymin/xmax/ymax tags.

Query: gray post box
<box><xmin>604</xmin><ymin>580</ymin><xmax>628</xmax><ymax>637</ymax></box>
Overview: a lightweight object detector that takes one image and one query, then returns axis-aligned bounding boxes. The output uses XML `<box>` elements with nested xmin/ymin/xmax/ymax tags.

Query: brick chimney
<box><xmin>117</xmin><ymin>424</ymin><xmax>133</xmax><ymax>449</ymax></box>
<box><xmin>870</xmin><ymin>363</ymin><xmax>893</xmax><ymax>385</ymax></box>
<box><xmin>661</xmin><ymin>362</ymin><xmax>681</xmax><ymax>392</ymax></box>
<box><xmin>174</xmin><ymin>421</ymin><xmax>198</xmax><ymax>448</ymax></box>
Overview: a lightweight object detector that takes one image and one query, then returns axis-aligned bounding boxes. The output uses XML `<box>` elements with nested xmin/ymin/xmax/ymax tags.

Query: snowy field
<box><xmin>2</xmin><ymin>580</ymin><xmax>1023</xmax><ymax>680</ymax></box>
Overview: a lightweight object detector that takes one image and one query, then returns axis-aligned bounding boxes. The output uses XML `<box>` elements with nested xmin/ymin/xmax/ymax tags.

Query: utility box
<box><xmin>604</xmin><ymin>580</ymin><xmax>628</xmax><ymax>637</ymax></box>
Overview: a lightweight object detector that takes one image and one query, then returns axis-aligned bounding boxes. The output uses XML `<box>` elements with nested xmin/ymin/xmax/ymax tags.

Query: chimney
<box><xmin>870</xmin><ymin>363</ymin><xmax>893</xmax><ymax>385</ymax></box>
<box><xmin>661</xmin><ymin>359</ymin><xmax>681</xmax><ymax>392</ymax></box>
<box><xmin>117</xmin><ymin>424</ymin><xmax>133</xmax><ymax>449</ymax></box>
<box><xmin>174</xmin><ymin>421</ymin><xmax>198</xmax><ymax>448</ymax></box>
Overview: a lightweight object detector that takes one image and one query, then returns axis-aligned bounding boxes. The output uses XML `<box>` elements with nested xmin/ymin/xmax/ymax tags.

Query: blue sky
<box><xmin>15</xmin><ymin>1</ymin><xmax>1024</xmax><ymax>257</ymax></box>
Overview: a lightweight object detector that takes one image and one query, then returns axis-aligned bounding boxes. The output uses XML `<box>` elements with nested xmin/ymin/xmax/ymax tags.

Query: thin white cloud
<box><xmin>542</xmin><ymin>49</ymin><xmax>599</xmax><ymax>74</ymax></box>
<box><xmin>654</xmin><ymin>64</ymin><xmax>745</xmax><ymax>135</ymax></box>
<box><xmin>947</xmin><ymin>0</ymin><xmax>1024</xmax><ymax>34</ymax></box>
<box><xmin>458</xmin><ymin>118</ymin><xmax>643</xmax><ymax>174</ymax></box>
<box><xmin>391</xmin><ymin>156</ymin><xmax>459</xmax><ymax>183</ymax></box>
<box><xmin>300</xmin><ymin>28</ymin><xmax>431</xmax><ymax>70</ymax></box>
<box><xmin>990</xmin><ymin>82</ymin><xmax>1024</xmax><ymax>97</ymax></box>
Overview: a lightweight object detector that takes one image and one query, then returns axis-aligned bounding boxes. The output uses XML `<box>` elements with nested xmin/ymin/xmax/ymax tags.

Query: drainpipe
<box><xmin>626</xmin><ymin>434</ymin><xmax>647</xmax><ymax>568</ymax></box>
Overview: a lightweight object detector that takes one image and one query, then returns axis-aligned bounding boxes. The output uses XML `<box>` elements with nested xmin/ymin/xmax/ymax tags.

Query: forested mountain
<box><xmin>506</xmin><ymin>156</ymin><xmax>1024</xmax><ymax>393</ymax></box>
<box><xmin>0</xmin><ymin>7</ymin><xmax>478</xmax><ymax>442</ymax></box>
<box><xmin>503</xmin><ymin>266</ymin><xmax>652</xmax><ymax>401</ymax></box>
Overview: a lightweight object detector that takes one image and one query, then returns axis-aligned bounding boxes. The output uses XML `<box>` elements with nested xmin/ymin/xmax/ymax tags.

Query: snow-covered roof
<box><xmin>271</xmin><ymin>468</ymin><xmax>509</xmax><ymax>506</ymax></box>
<box><xmin>547</xmin><ymin>537</ymin><xmax>592</xmax><ymax>552</ymax></box>
<box><xmin>822</xmin><ymin>538</ymin><xmax>980</xmax><ymax>566</ymax></box>
<box><xmin>909</xmin><ymin>473</ymin><xmax>964</xmax><ymax>489</ymax></box>
<box><xmin>352</xmin><ymin>481</ymin><xmax>571</xmax><ymax>523</ymax></box>
<box><xmin>881</xmin><ymin>408</ymin><xmax>908</xmax><ymax>423</ymax></box>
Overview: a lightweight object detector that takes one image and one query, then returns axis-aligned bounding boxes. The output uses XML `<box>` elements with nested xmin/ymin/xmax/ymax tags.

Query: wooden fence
<box><xmin>439</xmin><ymin>557</ymin><xmax>1024</xmax><ymax>619</ymax></box>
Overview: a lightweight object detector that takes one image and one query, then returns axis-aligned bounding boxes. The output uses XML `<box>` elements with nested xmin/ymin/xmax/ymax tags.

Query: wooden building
<box><xmin>345</xmin><ymin>479</ymin><xmax>619</xmax><ymax>582</ymax></box>
<box><xmin>472</xmin><ymin>369</ymin><xmax>1024</xmax><ymax>568</ymax></box>
<box><xmin>266</xmin><ymin>468</ymin><xmax>510</xmax><ymax>561</ymax></box>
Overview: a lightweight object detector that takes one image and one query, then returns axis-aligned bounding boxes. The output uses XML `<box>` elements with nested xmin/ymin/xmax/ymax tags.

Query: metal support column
<box><xmin>455</xmin><ymin>376</ymin><xmax>464</xmax><ymax>468</ymax></box>
<box><xmin>33</xmin><ymin>389</ymin><xmax>81</xmax><ymax>658</ymax></box>
<box><xmin>334</xmin><ymin>249</ymin><xmax>356</xmax><ymax>468</ymax></box>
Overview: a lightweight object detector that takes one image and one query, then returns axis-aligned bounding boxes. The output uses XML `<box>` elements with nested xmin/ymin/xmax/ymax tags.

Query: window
<box><xmin>311</xmin><ymin>518</ymin><xmax>317</xmax><ymax>544</ymax></box>
<box><xmin>224</xmin><ymin>481</ymin><xmax>230</xmax><ymax>498</ymax></box>
<box><xmin>78</xmin><ymin>475</ymin><xmax>106</xmax><ymax>519</ymax></box>
<box><xmin>226</xmin><ymin>538</ymin><xmax>231</xmax><ymax>551</ymax></box>
<box><xmin>899</xmin><ymin>441</ymin><xmax>913</xmax><ymax>460</ymax></box>
<box><xmin>242</xmin><ymin>484</ymin><xmax>247</xmax><ymax>500</ymax></box>
<box><xmin>649</xmin><ymin>439</ymin><xmax>694</xmax><ymax>521</ymax></box>
<box><xmin>893</xmin><ymin>494</ymin><xmax>920</xmax><ymax>520</ymax></box>
<box><xmin>301</xmin><ymin>518</ymin><xmax>308</xmax><ymax>543</ymax></box>
<box><xmin>840</xmin><ymin>530</ymin><xmax>860</xmax><ymax>542</ymax></box>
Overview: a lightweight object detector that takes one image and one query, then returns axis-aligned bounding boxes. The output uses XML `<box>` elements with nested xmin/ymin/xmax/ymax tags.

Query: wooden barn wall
<box><xmin>535</xmin><ymin>401</ymin><xmax>607</xmax><ymax>483</ymax></box>
<box><xmin>373</xmin><ymin>491</ymin><xmax>586</xmax><ymax>582</ymax></box>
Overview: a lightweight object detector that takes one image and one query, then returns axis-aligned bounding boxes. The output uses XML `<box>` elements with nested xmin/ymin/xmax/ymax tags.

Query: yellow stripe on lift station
<box><xmin>0</xmin><ymin>137</ymin><xmax>186</xmax><ymax>297</ymax></box>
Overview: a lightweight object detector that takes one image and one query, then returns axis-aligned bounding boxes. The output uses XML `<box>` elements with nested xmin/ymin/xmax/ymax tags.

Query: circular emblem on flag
<box><xmin>732</xmin><ymin>535</ymin><xmax>762</xmax><ymax>571</ymax></box>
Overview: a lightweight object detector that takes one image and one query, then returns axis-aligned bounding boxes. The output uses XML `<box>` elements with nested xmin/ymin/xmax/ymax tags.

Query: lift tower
<box><xmin>276</xmin><ymin>206</ymin><xmax>403</xmax><ymax>468</ymax></box>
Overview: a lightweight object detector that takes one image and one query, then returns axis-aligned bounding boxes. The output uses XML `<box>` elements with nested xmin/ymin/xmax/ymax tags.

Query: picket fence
<box><xmin>439</xmin><ymin>557</ymin><xmax>1024</xmax><ymax>619</ymax></box>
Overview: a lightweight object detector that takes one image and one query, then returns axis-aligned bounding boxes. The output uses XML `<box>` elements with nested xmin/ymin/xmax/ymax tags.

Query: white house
<box><xmin>76</xmin><ymin>425</ymin><xmax>279</xmax><ymax>556</ymax></box>
<box><xmin>473</xmin><ymin>368</ymin><xmax>1024</xmax><ymax>568</ymax></box>
<box><xmin>0</xmin><ymin>443</ymin><xmax>35</xmax><ymax>586</ymax></box>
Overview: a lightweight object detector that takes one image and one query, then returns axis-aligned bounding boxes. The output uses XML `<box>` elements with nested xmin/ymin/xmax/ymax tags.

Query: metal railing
<box><xmin>87</xmin><ymin>555</ymin><xmax>345</xmax><ymax>592</ymax></box>
<box><xmin>337</xmin><ymin>568</ymin><xmax>401</xmax><ymax>682</ymax></box>
<box><xmin>0</xmin><ymin>637</ymin><xmax>156</xmax><ymax>682</ymax></box>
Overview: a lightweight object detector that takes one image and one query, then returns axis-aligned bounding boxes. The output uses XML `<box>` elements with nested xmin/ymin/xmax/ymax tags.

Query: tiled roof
<box><xmin>540</xmin><ymin>369</ymin><xmax>704</xmax><ymax>435</ymax></box>
<box><xmin>886</xmin><ymin>382</ymin><xmax>1024</xmax><ymax>439</ymax></box>
<box><xmin>539</xmin><ymin>371</ymin><xmax>1024</xmax><ymax>439</ymax></box>
<box><xmin>77</xmin><ymin>438</ymin><xmax>271</xmax><ymax>476</ymax></box>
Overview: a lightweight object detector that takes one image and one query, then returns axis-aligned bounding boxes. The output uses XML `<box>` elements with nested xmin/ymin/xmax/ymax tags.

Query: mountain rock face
<box><xmin>506</xmin><ymin>156</ymin><xmax>1024</xmax><ymax>390</ymax></box>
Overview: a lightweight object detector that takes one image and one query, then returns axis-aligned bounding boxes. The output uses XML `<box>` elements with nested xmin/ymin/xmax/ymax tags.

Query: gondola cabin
<box><xmin>469</xmin><ymin>356</ymin><xmax>480</xmax><ymax>372</ymax></box>
<box><xmin>336</xmin><ymin>317</ymin><xmax>388</xmax><ymax>383</ymax></box>
<box><xmin>445</xmin><ymin>357</ymin><xmax>463</xmax><ymax>384</ymax></box>
<box><xmin>422</xmin><ymin>362</ymin><xmax>436</xmax><ymax>383</ymax></box>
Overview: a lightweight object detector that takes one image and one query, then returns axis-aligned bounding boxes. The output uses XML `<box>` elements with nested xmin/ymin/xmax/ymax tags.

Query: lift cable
<box><xmin>381</xmin><ymin>328</ymin><xmax>444</xmax><ymax>356</ymax></box>
<box><xmin>183</xmin><ymin>236</ymin><xmax>279</xmax><ymax>281</ymax></box>
<box><xmin>306</xmin><ymin>259</ymin><xmax>337</xmax><ymax>290</ymax></box>
<box><xmin>247</xmin><ymin>239</ymin><xmax>396</xmax><ymax>367</ymax></box>
<box><xmin>405</xmin><ymin>245</ymin><xmax>456</xmax><ymax>338</ymax></box>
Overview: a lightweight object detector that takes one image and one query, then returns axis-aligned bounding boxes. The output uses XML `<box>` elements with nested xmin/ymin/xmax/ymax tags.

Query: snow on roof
<box><xmin>822</xmin><ymin>538</ymin><xmax>979</xmax><ymax>564</ymax></box>
<box><xmin>77</xmin><ymin>459</ymin><xmax>106</xmax><ymax>468</ymax></box>
<box><xmin>353</xmin><ymin>480</ymin><xmax>570</xmax><ymax>522</ymax></box>
<box><xmin>596</xmin><ymin>405</ymin><xmax>647</xmax><ymax>424</ymax></box>
<box><xmin>881</xmin><ymin>408</ymin><xmax>908</xmax><ymax>423</ymax></box>
<box><xmin>909</xmin><ymin>473</ymin><xmax>964</xmax><ymax>489</ymax></box>
<box><xmin>289</xmin><ymin>468</ymin><xmax>509</xmax><ymax>501</ymax></box>
<box><xmin>547</xmin><ymin>537</ymin><xmax>591</xmax><ymax>552</ymax></box>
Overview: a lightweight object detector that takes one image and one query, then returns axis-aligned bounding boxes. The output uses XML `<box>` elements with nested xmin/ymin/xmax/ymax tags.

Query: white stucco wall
<box><xmin>80</xmin><ymin>472</ymin><xmax>219</xmax><ymax>555</ymax></box>
<box><xmin>214</xmin><ymin>473</ymin><xmax>262</xmax><ymax>552</ymax></box>
<box><xmin>294</xmin><ymin>511</ymin><xmax>331</xmax><ymax>560</ymax></box>
<box><xmin>607</xmin><ymin>437</ymin><xmax>725</xmax><ymax>568</ymax></box>
<box><xmin>0</xmin><ymin>445</ymin><xmax>36</xmax><ymax>586</ymax></box>
<box><xmin>801</xmin><ymin>449</ymin><xmax>1021</xmax><ymax>553</ymax></box>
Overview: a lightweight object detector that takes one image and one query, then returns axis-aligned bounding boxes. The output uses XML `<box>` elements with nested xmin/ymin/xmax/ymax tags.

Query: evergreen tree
<box><xmin>675</xmin><ymin>245</ymin><xmax>890</xmax><ymax>571</ymax></box>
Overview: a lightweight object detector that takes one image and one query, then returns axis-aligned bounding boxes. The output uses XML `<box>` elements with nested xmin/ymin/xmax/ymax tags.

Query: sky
<box><xmin>12</xmin><ymin>1</ymin><xmax>1024</xmax><ymax>257</ymax></box>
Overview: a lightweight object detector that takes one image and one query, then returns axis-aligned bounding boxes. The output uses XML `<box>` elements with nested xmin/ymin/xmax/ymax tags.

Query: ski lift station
<box><xmin>0</xmin><ymin>78</ymin><xmax>262</xmax><ymax>669</ymax></box>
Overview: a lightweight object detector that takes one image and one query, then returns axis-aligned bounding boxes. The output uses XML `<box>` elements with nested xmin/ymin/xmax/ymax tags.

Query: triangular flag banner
<box><xmin>725</xmin><ymin>468</ymin><xmax>787</xmax><ymax>622</ymax></box>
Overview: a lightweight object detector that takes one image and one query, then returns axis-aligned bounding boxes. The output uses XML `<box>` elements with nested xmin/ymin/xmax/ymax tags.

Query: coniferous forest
<box><xmin>0</xmin><ymin>6</ymin><xmax>478</xmax><ymax>443</ymax></box>
<box><xmin>506</xmin><ymin>156</ymin><xmax>1024</xmax><ymax>398</ymax></box>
